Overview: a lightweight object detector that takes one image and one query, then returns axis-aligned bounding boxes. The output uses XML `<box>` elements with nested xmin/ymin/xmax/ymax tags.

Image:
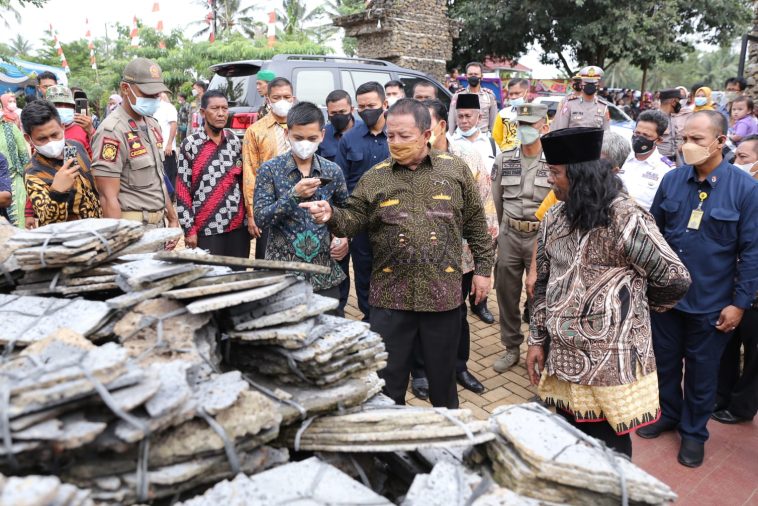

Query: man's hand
<box><xmin>165</xmin><ymin>217</ymin><xmax>181</xmax><ymax>250</ymax></box>
<box><xmin>24</xmin><ymin>216</ymin><xmax>37</xmax><ymax>230</ymax></box>
<box><xmin>471</xmin><ymin>275</ymin><xmax>491</xmax><ymax>305</ymax></box>
<box><xmin>715</xmin><ymin>305</ymin><xmax>745</xmax><ymax>333</ymax></box>
<box><xmin>247</xmin><ymin>215</ymin><xmax>262</xmax><ymax>239</ymax></box>
<box><xmin>164</xmin><ymin>145</ymin><xmax>173</xmax><ymax>157</ymax></box>
<box><xmin>330</xmin><ymin>236</ymin><xmax>349</xmax><ymax>261</ymax></box>
<box><xmin>526</xmin><ymin>345</ymin><xmax>545</xmax><ymax>386</ymax></box>
<box><xmin>526</xmin><ymin>262</ymin><xmax>538</xmax><ymax>300</ymax></box>
<box><xmin>74</xmin><ymin>113</ymin><xmax>94</xmax><ymax>136</ymax></box>
<box><xmin>299</xmin><ymin>200</ymin><xmax>333</xmax><ymax>224</ymax></box>
<box><xmin>185</xmin><ymin>233</ymin><xmax>198</xmax><ymax>249</ymax></box>
<box><xmin>294</xmin><ymin>178</ymin><xmax>321</xmax><ymax>200</ymax></box>
<box><xmin>51</xmin><ymin>158</ymin><xmax>79</xmax><ymax>193</ymax></box>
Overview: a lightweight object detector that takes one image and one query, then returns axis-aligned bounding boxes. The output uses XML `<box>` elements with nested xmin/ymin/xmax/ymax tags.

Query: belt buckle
<box><xmin>520</xmin><ymin>221</ymin><xmax>528</xmax><ymax>232</ymax></box>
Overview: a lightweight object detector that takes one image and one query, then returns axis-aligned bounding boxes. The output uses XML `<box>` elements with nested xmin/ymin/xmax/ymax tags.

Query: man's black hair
<box><xmin>326</xmin><ymin>90</ymin><xmax>352</xmax><ymax>106</ymax></box>
<box><xmin>287</xmin><ymin>101</ymin><xmax>325</xmax><ymax>129</ymax></box>
<box><xmin>193</xmin><ymin>80</ymin><xmax>208</xmax><ymax>91</ymax></box>
<box><xmin>465</xmin><ymin>62</ymin><xmax>484</xmax><ymax>74</ymax></box>
<box><xmin>20</xmin><ymin>100</ymin><xmax>60</xmax><ymax>136</ymax></box>
<box><xmin>178</xmin><ymin>93</ymin><xmax>187</xmax><ymax>100</ymax></box>
<box><xmin>201</xmin><ymin>90</ymin><xmax>227</xmax><ymax>109</ymax></box>
<box><xmin>507</xmin><ymin>78</ymin><xmax>529</xmax><ymax>89</ymax></box>
<box><xmin>37</xmin><ymin>71</ymin><xmax>58</xmax><ymax>84</ymax></box>
<box><xmin>423</xmin><ymin>99</ymin><xmax>448</xmax><ymax>123</ymax></box>
<box><xmin>564</xmin><ymin>159</ymin><xmax>623</xmax><ymax>232</ymax></box>
<box><xmin>725</xmin><ymin>77</ymin><xmax>748</xmax><ymax>91</ymax></box>
<box><xmin>387</xmin><ymin>98</ymin><xmax>431</xmax><ymax>132</ymax></box>
<box><xmin>691</xmin><ymin>110</ymin><xmax>728</xmax><ymax>136</ymax></box>
<box><xmin>267</xmin><ymin>77</ymin><xmax>293</xmax><ymax>96</ymax></box>
<box><xmin>637</xmin><ymin>109</ymin><xmax>670</xmax><ymax>137</ymax></box>
<box><xmin>412</xmin><ymin>81</ymin><xmax>437</xmax><ymax>97</ymax></box>
<box><xmin>384</xmin><ymin>80</ymin><xmax>404</xmax><ymax>92</ymax></box>
<box><xmin>356</xmin><ymin>81</ymin><xmax>385</xmax><ymax>102</ymax></box>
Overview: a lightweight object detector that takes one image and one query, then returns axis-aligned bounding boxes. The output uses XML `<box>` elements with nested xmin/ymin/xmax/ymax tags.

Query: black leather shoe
<box><xmin>712</xmin><ymin>409</ymin><xmax>751</xmax><ymax>424</ymax></box>
<box><xmin>635</xmin><ymin>419</ymin><xmax>677</xmax><ymax>439</ymax></box>
<box><xmin>411</xmin><ymin>377</ymin><xmax>429</xmax><ymax>400</ymax></box>
<box><xmin>471</xmin><ymin>303</ymin><xmax>495</xmax><ymax>324</ymax></box>
<box><xmin>678</xmin><ymin>439</ymin><xmax>704</xmax><ymax>468</ymax></box>
<box><xmin>457</xmin><ymin>370</ymin><xmax>485</xmax><ymax>394</ymax></box>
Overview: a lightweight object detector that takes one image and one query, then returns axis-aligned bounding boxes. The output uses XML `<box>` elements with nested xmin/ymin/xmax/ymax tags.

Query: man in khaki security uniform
<box><xmin>550</xmin><ymin>66</ymin><xmax>610</xmax><ymax>131</ymax></box>
<box><xmin>492</xmin><ymin>103</ymin><xmax>552</xmax><ymax>373</ymax></box>
<box><xmin>92</xmin><ymin>57</ymin><xmax>179</xmax><ymax>235</ymax></box>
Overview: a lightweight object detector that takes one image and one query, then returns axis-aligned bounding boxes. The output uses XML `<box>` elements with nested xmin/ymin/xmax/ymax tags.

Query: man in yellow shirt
<box><xmin>492</xmin><ymin>78</ymin><xmax>530</xmax><ymax>151</ymax></box>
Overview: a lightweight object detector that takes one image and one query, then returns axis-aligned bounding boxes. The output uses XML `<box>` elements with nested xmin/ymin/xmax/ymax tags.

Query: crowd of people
<box><xmin>0</xmin><ymin>56</ymin><xmax>755</xmax><ymax>470</ymax></box>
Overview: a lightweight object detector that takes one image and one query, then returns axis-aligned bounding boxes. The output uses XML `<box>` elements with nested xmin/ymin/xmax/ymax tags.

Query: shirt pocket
<box><xmin>127</xmin><ymin>155</ymin><xmax>156</xmax><ymax>189</ymax></box>
<box><xmin>658</xmin><ymin>198</ymin><xmax>680</xmax><ymax>226</ymax></box>
<box><xmin>346</xmin><ymin>149</ymin><xmax>364</xmax><ymax>166</ymax></box>
<box><xmin>500</xmin><ymin>175</ymin><xmax>522</xmax><ymax>199</ymax></box>
<box><xmin>705</xmin><ymin>207</ymin><xmax>739</xmax><ymax>245</ymax></box>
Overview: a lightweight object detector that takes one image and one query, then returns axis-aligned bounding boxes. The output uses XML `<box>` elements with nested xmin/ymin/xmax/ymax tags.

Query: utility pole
<box><xmin>212</xmin><ymin>0</ymin><xmax>218</xmax><ymax>40</ymax></box>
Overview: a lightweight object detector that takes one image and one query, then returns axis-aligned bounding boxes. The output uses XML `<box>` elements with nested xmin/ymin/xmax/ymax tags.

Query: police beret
<box><xmin>456</xmin><ymin>93</ymin><xmax>480</xmax><ymax>110</ymax></box>
<box><xmin>541</xmin><ymin>127</ymin><xmax>604</xmax><ymax>165</ymax></box>
<box><xmin>659</xmin><ymin>88</ymin><xmax>681</xmax><ymax>100</ymax></box>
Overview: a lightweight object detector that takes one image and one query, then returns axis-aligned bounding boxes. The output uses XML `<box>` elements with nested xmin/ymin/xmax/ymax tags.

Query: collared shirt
<box><xmin>550</xmin><ymin>96</ymin><xmax>610</xmax><ymax>131</ymax></box>
<box><xmin>618</xmin><ymin>148</ymin><xmax>675</xmax><ymax>211</ymax></box>
<box><xmin>334</xmin><ymin>121</ymin><xmax>388</xmax><ymax>194</ymax></box>
<box><xmin>448</xmin><ymin>87</ymin><xmax>499</xmax><ymax>133</ymax></box>
<box><xmin>446</xmin><ymin>135</ymin><xmax>498</xmax><ymax>273</ymax></box>
<box><xmin>176</xmin><ymin>129</ymin><xmax>246</xmax><ymax>237</ymax></box>
<box><xmin>317</xmin><ymin>121</ymin><xmax>358</xmax><ymax>163</ymax></box>
<box><xmin>658</xmin><ymin>113</ymin><xmax>677</xmax><ymax>158</ymax></box>
<box><xmin>529</xmin><ymin>195</ymin><xmax>691</xmax><ymax>386</ymax></box>
<box><xmin>329</xmin><ymin>149</ymin><xmax>495</xmax><ymax>312</ymax></box>
<box><xmin>24</xmin><ymin>140</ymin><xmax>102</xmax><ymax>226</ymax></box>
<box><xmin>254</xmin><ymin>153</ymin><xmax>349</xmax><ymax>291</ymax></box>
<box><xmin>451</xmin><ymin>131</ymin><xmax>500</xmax><ymax>175</ymax></box>
<box><xmin>241</xmin><ymin>113</ymin><xmax>290</xmax><ymax>217</ymax></box>
<box><xmin>650</xmin><ymin>159</ymin><xmax>758</xmax><ymax>312</ymax></box>
<box><xmin>492</xmin><ymin>146</ymin><xmax>552</xmax><ymax>223</ymax></box>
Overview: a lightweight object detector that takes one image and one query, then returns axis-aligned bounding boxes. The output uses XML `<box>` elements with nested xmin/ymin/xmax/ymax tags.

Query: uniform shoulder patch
<box><xmin>375</xmin><ymin>161</ymin><xmax>391</xmax><ymax>170</ymax></box>
<box><xmin>566</xmin><ymin>96</ymin><xmax>579</xmax><ymax>101</ymax></box>
<box><xmin>99</xmin><ymin>137</ymin><xmax>120</xmax><ymax>162</ymax></box>
<box><xmin>436</xmin><ymin>153</ymin><xmax>454</xmax><ymax>160</ymax></box>
<box><xmin>661</xmin><ymin>156</ymin><xmax>675</xmax><ymax>167</ymax></box>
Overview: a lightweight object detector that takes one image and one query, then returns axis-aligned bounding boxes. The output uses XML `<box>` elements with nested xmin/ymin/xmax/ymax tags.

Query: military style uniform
<box><xmin>550</xmin><ymin>95</ymin><xmax>610</xmax><ymax>130</ymax></box>
<box><xmin>492</xmin><ymin>146</ymin><xmax>551</xmax><ymax>350</ymax></box>
<box><xmin>448</xmin><ymin>87</ymin><xmax>498</xmax><ymax>134</ymax></box>
<box><xmin>91</xmin><ymin>105</ymin><xmax>168</xmax><ymax>226</ymax></box>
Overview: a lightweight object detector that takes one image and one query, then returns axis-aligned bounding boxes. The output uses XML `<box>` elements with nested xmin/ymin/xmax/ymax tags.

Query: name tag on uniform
<box><xmin>571</xmin><ymin>111</ymin><xmax>583</xmax><ymax>119</ymax></box>
<box><xmin>502</xmin><ymin>160</ymin><xmax>521</xmax><ymax>177</ymax></box>
<box><xmin>536</xmin><ymin>168</ymin><xmax>549</xmax><ymax>178</ymax></box>
<box><xmin>642</xmin><ymin>171</ymin><xmax>659</xmax><ymax>181</ymax></box>
<box><xmin>687</xmin><ymin>209</ymin><xmax>703</xmax><ymax>230</ymax></box>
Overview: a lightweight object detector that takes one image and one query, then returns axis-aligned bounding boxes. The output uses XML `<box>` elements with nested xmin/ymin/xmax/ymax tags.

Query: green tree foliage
<box><xmin>190</xmin><ymin>0</ymin><xmax>265</xmax><ymax>39</ymax></box>
<box><xmin>451</xmin><ymin>0</ymin><xmax>752</xmax><ymax>76</ymax></box>
<box><xmin>322</xmin><ymin>0</ymin><xmax>365</xmax><ymax>56</ymax></box>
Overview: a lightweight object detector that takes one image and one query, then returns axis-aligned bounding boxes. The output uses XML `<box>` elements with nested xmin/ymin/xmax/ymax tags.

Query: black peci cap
<box><xmin>456</xmin><ymin>93</ymin><xmax>480</xmax><ymax>110</ymax></box>
<box><xmin>541</xmin><ymin>127</ymin><xmax>604</xmax><ymax>165</ymax></box>
<box><xmin>659</xmin><ymin>88</ymin><xmax>681</xmax><ymax>100</ymax></box>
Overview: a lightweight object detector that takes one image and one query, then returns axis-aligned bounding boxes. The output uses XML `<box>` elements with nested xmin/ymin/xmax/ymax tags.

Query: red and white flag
<box><xmin>130</xmin><ymin>16</ymin><xmax>140</xmax><ymax>47</ymax></box>
<box><xmin>49</xmin><ymin>24</ymin><xmax>70</xmax><ymax>74</ymax></box>
<box><xmin>153</xmin><ymin>2</ymin><xmax>166</xmax><ymax>49</ymax></box>
<box><xmin>85</xmin><ymin>18</ymin><xmax>97</xmax><ymax>70</ymax></box>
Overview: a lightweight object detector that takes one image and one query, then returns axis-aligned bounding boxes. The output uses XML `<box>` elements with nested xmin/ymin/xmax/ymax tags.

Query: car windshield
<box><xmin>208</xmin><ymin>74</ymin><xmax>254</xmax><ymax>108</ymax></box>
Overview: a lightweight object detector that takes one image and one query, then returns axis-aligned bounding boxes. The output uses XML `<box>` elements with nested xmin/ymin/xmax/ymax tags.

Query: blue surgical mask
<box><xmin>457</xmin><ymin>126</ymin><xmax>478</xmax><ymax>138</ymax></box>
<box><xmin>517</xmin><ymin>125</ymin><xmax>540</xmax><ymax>145</ymax></box>
<box><xmin>56</xmin><ymin>107</ymin><xmax>75</xmax><ymax>125</ymax></box>
<box><xmin>694</xmin><ymin>97</ymin><xmax>708</xmax><ymax>107</ymax></box>
<box><xmin>127</xmin><ymin>84</ymin><xmax>160</xmax><ymax>117</ymax></box>
<box><xmin>510</xmin><ymin>97</ymin><xmax>525</xmax><ymax>107</ymax></box>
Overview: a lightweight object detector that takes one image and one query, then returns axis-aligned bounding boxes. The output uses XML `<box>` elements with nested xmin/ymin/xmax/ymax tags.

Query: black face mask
<box><xmin>329</xmin><ymin>113</ymin><xmax>352</xmax><ymax>132</ymax></box>
<box><xmin>208</xmin><ymin>122</ymin><xmax>223</xmax><ymax>135</ymax></box>
<box><xmin>583</xmin><ymin>83</ymin><xmax>597</xmax><ymax>95</ymax></box>
<box><xmin>467</xmin><ymin>76</ymin><xmax>481</xmax><ymax>87</ymax></box>
<box><xmin>672</xmin><ymin>101</ymin><xmax>682</xmax><ymax>114</ymax></box>
<box><xmin>359</xmin><ymin>107</ymin><xmax>384</xmax><ymax>128</ymax></box>
<box><xmin>632</xmin><ymin>134</ymin><xmax>655</xmax><ymax>155</ymax></box>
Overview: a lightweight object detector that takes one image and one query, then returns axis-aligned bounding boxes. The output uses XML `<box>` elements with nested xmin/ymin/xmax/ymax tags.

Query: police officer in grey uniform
<box><xmin>92</xmin><ymin>58</ymin><xmax>179</xmax><ymax>235</ymax></box>
<box><xmin>492</xmin><ymin>103</ymin><xmax>552</xmax><ymax>373</ymax></box>
<box><xmin>550</xmin><ymin>66</ymin><xmax>610</xmax><ymax>131</ymax></box>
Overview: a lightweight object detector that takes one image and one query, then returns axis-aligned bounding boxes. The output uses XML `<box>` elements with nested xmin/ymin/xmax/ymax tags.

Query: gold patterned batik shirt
<box><xmin>329</xmin><ymin>149</ymin><xmax>495</xmax><ymax>313</ymax></box>
<box><xmin>529</xmin><ymin>194</ymin><xmax>691</xmax><ymax>387</ymax></box>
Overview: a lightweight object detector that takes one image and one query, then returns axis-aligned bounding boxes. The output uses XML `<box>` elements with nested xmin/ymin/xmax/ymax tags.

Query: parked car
<box><xmin>208</xmin><ymin>54</ymin><xmax>452</xmax><ymax>138</ymax></box>
<box><xmin>532</xmin><ymin>95</ymin><xmax>634</xmax><ymax>142</ymax></box>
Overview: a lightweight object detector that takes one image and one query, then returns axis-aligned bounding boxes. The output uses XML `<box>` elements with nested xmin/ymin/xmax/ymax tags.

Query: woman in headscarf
<box><xmin>0</xmin><ymin>95</ymin><xmax>31</xmax><ymax>228</ymax></box>
<box><xmin>1</xmin><ymin>93</ymin><xmax>22</xmax><ymax>130</ymax></box>
<box><xmin>693</xmin><ymin>87</ymin><xmax>715</xmax><ymax>111</ymax></box>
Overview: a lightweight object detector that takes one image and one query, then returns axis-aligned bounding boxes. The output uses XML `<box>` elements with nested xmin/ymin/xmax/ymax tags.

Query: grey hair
<box><xmin>387</xmin><ymin>98</ymin><xmax>431</xmax><ymax>132</ymax></box>
<box><xmin>637</xmin><ymin>109</ymin><xmax>670</xmax><ymax>137</ymax></box>
<box><xmin>601</xmin><ymin>131</ymin><xmax>631</xmax><ymax>170</ymax></box>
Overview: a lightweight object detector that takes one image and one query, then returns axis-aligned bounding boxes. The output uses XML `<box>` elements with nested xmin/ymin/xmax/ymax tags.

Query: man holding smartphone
<box><xmin>20</xmin><ymin>100</ymin><xmax>102</xmax><ymax>225</ymax></box>
<box><xmin>46</xmin><ymin>85</ymin><xmax>93</xmax><ymax>157</ymax></box>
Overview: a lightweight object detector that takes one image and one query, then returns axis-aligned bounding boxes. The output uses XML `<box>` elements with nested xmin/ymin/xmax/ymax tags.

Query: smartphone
<box><xmin>74</xmin><ymin>98</ymin><xmax>88</xmax><ymax>116</ymax></box>
<box><xmin>318</xmin><ymin>177</ymin><xmax>333</xmax><ymax>186</ymax></box>
<box><xmin>63</xmin><ymin>145</ymin><xmax>78</xmax><ymax>164</ymax></box>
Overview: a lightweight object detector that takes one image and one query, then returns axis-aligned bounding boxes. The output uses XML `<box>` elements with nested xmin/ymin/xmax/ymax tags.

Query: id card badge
<box><xmin>687</xmin><ymin>209</ymin><xmax>703</xmax><ymax>230</ymax></box>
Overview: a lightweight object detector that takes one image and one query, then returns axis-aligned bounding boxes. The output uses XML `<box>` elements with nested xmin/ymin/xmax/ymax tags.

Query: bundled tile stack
<box><xmin>177</xmin><ymin>457</ymin><xmax>393</xmax><ymax>506</ymax></box>
<box><xmin>486</xmin><ymin>404</ymin><xmax>678</xmax><ymax>505</ymax></box>
<box><xmin>0</xmin><ymin>473</ymin><xmax>94</xmax><ymax>506</ymax></box>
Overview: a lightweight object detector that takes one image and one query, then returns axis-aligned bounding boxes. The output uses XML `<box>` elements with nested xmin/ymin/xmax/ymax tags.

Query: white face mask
<box><xmin>35</xmin><ymin>138</ymin><xmax>65</xmax><ymax>159</ymax></box>
<box><xmin>387</xmin><ymin>96</ymin><xmax>400</xmax><ymax>107</ymax></box>
<box><xmin>271</xmin><ymin>99</ymin><xmax>293</xmax><ymax>118</ymax></box>
<box><xmin>735</xmin><ymin>161</ymin><xmax>757</xmax><ymax>174</ymax></box>
<box><xmin>290</xmin><ymin>139</ymin><xmax>319</xmax><ymax>160</ymax></box>
<box><xmin>191</xmin><ymin>89</ymin><xmax>198</xmax><ymax>97</ymax></box>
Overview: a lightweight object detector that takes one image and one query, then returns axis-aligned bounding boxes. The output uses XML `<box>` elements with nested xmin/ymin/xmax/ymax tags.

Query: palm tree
<box><xmin>190</xmin><ymin>0</ymin><xmax>265</xmax><ymax>39</ymax></box>
<box><xmin>277</xmin><ymin>0</ymin><xmax>327</xmax><ymax>38</ymax></box>
<box><xmin>8</xmin><ymin>34</ymin><xmax>33</xmax><ymax>56</ymax></box>
<box><xmin>321</xmin><ymin>0</ymin><xmax>364</xmax><ymax>55</ymax></box>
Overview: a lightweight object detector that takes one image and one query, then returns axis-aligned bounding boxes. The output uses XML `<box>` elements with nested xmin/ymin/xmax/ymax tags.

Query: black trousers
<box><xmin>197</xmin><ymin>227</ymin><xmax>250</xmax><ymax>259</ymax></box>
<box><xmin>337</xmin><ymin>255</ymin><xmax>350</xmax><ymax>318</ymax></box>
<box><xmin>411</xmin><ymin>272</ymin><xmax>473</xmax><ymax>378</ymax></box>
<box><xmin>716</xmin><ymin>307</ymin><xmax>758</xmax><ymax>420</ymax></box>
<box><xmin>254</xmin><ymin>227</ymin><xmax>269</xmax><ymax>260</ymax></box>
<box><xmin>558</xmin><ymin>409</ymin><xmax>632</xmax><ymax>458</ymax></box>
<box><xmin>371</xmin><ymin>307</ymin><xmax>460</xmax><ymax>408</ymax></box>
<box><xmin>351</xmin><ymin>231</ymin><xmax>372</xmax><ymax>322</ymax></box>
<box><xmin>163</xmin><ymin>153</ymin><xmax>177</xmax><ymax>200</ymax></box>
<box><xmin>315</xmin><ymin>285</ymin><xmax>340</xmax><ymax>316</ymax></box>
